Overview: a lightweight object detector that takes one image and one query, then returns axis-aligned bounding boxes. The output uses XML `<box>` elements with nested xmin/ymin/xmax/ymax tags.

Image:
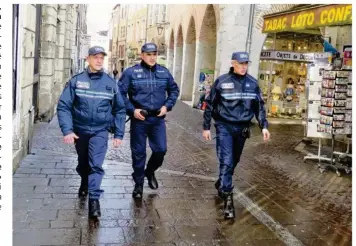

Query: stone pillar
<box><xmin>71</xmin><ymin>5</ymin><xmax>78</xmax><ymax>74</ymax></box>
<box><xmin>180</xmin><ymin>42</ymin><xmax>196</xmax><ymax>101</ymax></box>
<box><xmin>167</xmin><ymin>46</ymin><xmax>174</xmax><ymax>73</ymax></box>
<box><xmin>173</xmin><ymin>31</ymin><xmax>183</xmax><ymax>95</ymax></box>
<box><xmin>217</xmin><ymin>4</ymin><xmax>251</xmax><ymax>75</ymax></box>
<box><xmin>324</xmin><ymin>25</ymin><xmax>352</xmax><ymax>54</ymax></box>
<box><xmin>53</xmin><ymin>4</ymin><xmax>66</xmax><ymax>113</ymax></box>
<box><xmin>64</xmin><ymin>5</ymin><xmax>73</xmax><ymax>85</ymax></box>
<box><xmin>38</xmin><ymin>4</ymin><xmax>58</xmax><ymax>121</ymax></box>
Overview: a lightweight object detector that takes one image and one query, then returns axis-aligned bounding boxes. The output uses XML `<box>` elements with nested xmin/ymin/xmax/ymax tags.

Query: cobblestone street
<box><xmin>13</xmin><ymin>101</ymin><xmax>352</xmax><ymax>245</ymax></box>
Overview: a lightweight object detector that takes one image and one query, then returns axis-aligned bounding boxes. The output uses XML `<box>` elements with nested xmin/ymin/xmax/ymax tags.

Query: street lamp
<box><xmin>157</xmin><ymin>24</ymin><xmax>164</xmax><ymax>35</ymax></box>
<box><xmin>156</xmin><ymin>22</ymin><xmax>170</xmax><ymax>35</ymax></box>
<box><xmin>138</xmin><ymin>38</ymin><xmax>145</xmax><ymax>46</ymax></box>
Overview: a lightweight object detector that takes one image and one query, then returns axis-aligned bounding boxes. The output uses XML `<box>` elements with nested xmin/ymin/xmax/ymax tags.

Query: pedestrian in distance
<box><xmin>202</xmin><ymin>51</ymin><xmax>270</xmax><ymax>219</ymax></box>
<box><xmin>57</xmin><ymin>46</ymin><xmax>126</xmax><ymax>219</ymax></box>
<box><xmin>113</xmin><ymin>68</ymin><xmax>119</xmax><ymax>80</ymax></box>
<box><xmin>119</xmin><ymin>43</ymin><xmax>179</xmax><ymax>198</ymax></box>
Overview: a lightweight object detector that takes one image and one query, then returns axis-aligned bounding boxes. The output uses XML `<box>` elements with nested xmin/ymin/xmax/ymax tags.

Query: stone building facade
<box><xmin>12</xmin><ymin>4</ymin><xmax>88</xmax><ymax>171</ymax></box>
<box><xmin>165</xmin><ymin>4</ymin><xmax>303</xmax><ymax>105</ymax></box>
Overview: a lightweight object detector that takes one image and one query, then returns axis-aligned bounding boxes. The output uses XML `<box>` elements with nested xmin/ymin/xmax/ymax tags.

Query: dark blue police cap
<box><xmin>141</xmin><ymin>43</ymin><xmax>158</xmax><ymax>53</ymax></box>
<box><xmin>231</xmin><ymin>52</ymin><xmax>250</xmax><ymax>63</ymax></box>
<box><xmin>88</xmin><ymin>46</ymin><xmax>107</xmax><ymax>56</ymax></box>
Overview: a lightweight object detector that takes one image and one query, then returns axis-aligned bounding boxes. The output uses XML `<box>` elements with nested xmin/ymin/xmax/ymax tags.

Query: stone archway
<box><xmin>180</xmin><ymin>16</ymin><xmax>196</xmax><ymax>102</ymax></box>
<box><xmin>191</xmin><ymin>4</ymin><xmax>217</xmax><ymax>106</ymax></box>
<box><xmin>173</xmin><ymin>25</ymin><xmax>184</xmax><ymax>90</ymax></box>
<box><xmin>167</xmin><ymin>29</ymin><xmax>174</xmax><ymax>73</ymax></box>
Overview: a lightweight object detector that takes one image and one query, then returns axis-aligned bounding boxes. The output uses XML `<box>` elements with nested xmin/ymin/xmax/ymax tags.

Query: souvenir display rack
<box><xmin>317</xmin><ymin>69</ymin><xmax>352</xmax><ymax>176</ymax></box>
<box><xmin>304</xmin><ymin>59</ymin><xmax>352</xmax><ymax>176</ymax></box>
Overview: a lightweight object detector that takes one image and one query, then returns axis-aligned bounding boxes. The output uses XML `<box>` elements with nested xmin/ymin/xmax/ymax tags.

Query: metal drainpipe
<box><xmin>245</xmin><ymin>4</ymin><xmax>255</xmax><ymax>54</ymax></box>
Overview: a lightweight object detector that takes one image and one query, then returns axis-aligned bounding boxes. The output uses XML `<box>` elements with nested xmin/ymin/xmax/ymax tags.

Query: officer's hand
<box><xmin>262</xmin><ymin>129</ymin><xmax>270</xmax><ymax>141</ymax></box>
<box><xmin>202</xmin><ymin>130</ymin><xmax>211</xmax><ymax>141</ymax></box>
<box><xmin>63</xmin><ymin>133</ymin><xmax>79</xmax><ymax>144</ymax></box>
<box><xmin>113</xmin><ymin>139</ymin><xmax>122</xmax><ymax>148</ymax></box>
<box><xmin>157</xmin><ymin>106</ymin><xmax>168</xmax><ymax>117</ymax></box>
<box><xmin>134</xmin><ymin>109</ymin><xmax>145</xmax><ymax>121</ymax></box>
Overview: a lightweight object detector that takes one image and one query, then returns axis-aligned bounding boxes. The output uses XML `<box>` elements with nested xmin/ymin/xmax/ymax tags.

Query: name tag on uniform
<box><xmin>221</xmin><ymin>83</ymin><xmax>234</xmax><ymax>89</ymax></box>
<box><xmin>76</xmin><ymin>81</ymin><xmax>90</xmax><ymax>89</ymax></box>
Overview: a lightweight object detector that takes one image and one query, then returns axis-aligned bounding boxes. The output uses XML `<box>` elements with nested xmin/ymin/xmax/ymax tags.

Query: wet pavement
<box><xmin>14</xmin><ymin>101</ymin><xmax>352</xmax><ymax>245</ymax></box>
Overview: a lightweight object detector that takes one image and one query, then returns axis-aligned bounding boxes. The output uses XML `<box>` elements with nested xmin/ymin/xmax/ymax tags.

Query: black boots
<box><xmin>132</xmin><ymin>184</ymin><xmax>143</xmax><ymax>198</ymax></box>
<box><xmin>214</xmin><ymin>179</ymin><xmax>223</xmax><ymax>199</ymax></box>
<box><xmin>145</xmin><ymin>170</ymin><xmax>158</xmax><ymax>189</ymax></box>
<box><xmin>78</xmin><ymin>178</ymin><xmax>88</xmax><ymax>198</ymax></box>
<box><xmin>215</xmin><ymin>180</ymin><xmax>235</xmax><ymax>219</ymax></box>
<box><xmin>89</xmin><ymin>199</ymin><xmax>101</xmax><ymax>218</ymax></box>
<box><xmin>223</xmin><ymin>193</ymin><xmax>235</xmax><ymax>219</ymax></box>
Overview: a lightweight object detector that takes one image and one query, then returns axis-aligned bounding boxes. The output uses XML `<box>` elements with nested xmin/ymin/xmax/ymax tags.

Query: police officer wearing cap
<box><xmin>57</xmin><ymin>46</ymin><xmax>126</xmax><ymax>219</ymax></box>
<box><xmin>202</xmin><ymin>51</ymin><xmax>270</xmax><ymax>219</ymax></box>
<box><xmin>119</xmin><ymin>43</ymin><xmax>179</xmax><ymax>198</ymax></box>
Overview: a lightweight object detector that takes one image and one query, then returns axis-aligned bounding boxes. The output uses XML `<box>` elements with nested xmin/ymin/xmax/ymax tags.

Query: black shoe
<box><xmin>214</xmin><ymin>180</ymin><xmax>223</xmax><ymax>199</ymax></box>
<box><xmin>132</xmin><ymin>184</ymin><xmax>143</xmax><ymax>198</ymax></box>
<box><xmin>145</xmin><ymin>170</ymin><xmax>158</xmax><ymax>189</ymax></box>
<box><xmin>223</xmin><ymin>193</ymin><xmax>235</xmax><ymax>219</ymax></box>
<box><xmin>88</xmin><ymin>199</ymin><xmax>101</xmax><ymax>218</ymax></box>
<box><xmin>78</xmin><ymin>179</ymin><xmax>88</xmax><ymax>198</ymax></box>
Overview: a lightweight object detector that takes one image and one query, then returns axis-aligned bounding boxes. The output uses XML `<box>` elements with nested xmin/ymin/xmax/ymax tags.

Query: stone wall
<box><xmin>12</xmin><ymin>4</ymin><xmax>87</xmax><ymax>171</ymax></box>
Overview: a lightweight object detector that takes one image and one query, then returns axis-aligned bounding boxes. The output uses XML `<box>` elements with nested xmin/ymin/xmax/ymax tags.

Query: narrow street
<box><xmin>13</xmin><ymin>101</ymin><xmax>351</xmax><ymax>246</ymax></box>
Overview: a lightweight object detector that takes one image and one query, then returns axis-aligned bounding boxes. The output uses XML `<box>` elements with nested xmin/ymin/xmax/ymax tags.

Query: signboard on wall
<box><xmin>262</xmin><ymin>4</ymin><xmax>352</xmax><ymax>33</ymax></box>
<box><xmin>260</xmin><ymin>51</ymin><xmax>331</xmax><ymax>63</ymax></box>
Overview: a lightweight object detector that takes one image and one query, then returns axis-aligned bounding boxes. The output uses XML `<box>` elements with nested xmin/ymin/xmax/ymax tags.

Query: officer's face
<box><xmin>141</xmin><ymin>52</ymin><xmax>157</xmax><ymax>67</ymax></box>
<box><xmin>232</xmin><ymin>60</ymin><xmax>248</xmax><ymax>75</ymax></box>
<box><xmin>87</xmin><ymin>53</ymin><xmax>105</xmax><ymax>72</ymax></box>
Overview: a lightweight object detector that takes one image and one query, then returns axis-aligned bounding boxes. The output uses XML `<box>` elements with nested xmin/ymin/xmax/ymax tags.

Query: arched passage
<box><xmin>173</xmin><ymin>25</ymin><xmax>183</xmax><ymax>90</ymax></box>
<box><xmin>167</xmin><ymin>30</ymin><xmax>174</xmax><ymax>73</ymax></box>
<box><xmin>180</xmin><ymin>16</ymin><xmax>196</xmax><ymax>102</ymax></box>
<box><xmin>191</xmin><ymin>4</ymin><xmax>217</xmax><ymax>106</ymax></box>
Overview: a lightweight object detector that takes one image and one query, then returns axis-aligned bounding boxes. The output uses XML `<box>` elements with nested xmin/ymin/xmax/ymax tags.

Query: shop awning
<box><xmin>262</xmin><ymin>4</ymin><xmax>352</xmax><ymax>33</ymax></box>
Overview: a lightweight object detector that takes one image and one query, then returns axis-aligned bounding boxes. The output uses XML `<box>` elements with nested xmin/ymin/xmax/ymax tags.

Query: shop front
<box><xmin>259</xmin><ymin>4</ymin><xmax>352</xmax><ymax>121</ymax></box>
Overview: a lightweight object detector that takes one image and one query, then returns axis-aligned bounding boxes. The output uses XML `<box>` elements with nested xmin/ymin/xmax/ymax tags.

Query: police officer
<box><xmin>57</xmin><ymin>46</ymin><xmax>126</xmax><ymax>218</ymax></box>
<box><xmin>119</xmin><ymin>43</ymin><xmax>179</xmax><ymax>198</ymax></box>
<box><xmin>202</xmin><ymin>52</ymin><xmax>270</xmax><ymax>219</ymax></box>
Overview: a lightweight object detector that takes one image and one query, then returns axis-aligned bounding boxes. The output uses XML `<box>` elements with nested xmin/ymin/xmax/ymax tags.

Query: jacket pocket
<box><xmin>97</xmin><ymin>105</ymin><xmax>110</xmax><ymax>123</ymax></box>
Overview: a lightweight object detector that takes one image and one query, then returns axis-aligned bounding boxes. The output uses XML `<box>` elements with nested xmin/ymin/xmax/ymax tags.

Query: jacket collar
<box><xmin>229</xmin><ymin>67</ymin><xmax>246</xmax><ymax>81</ymax></box>
<box><xmin>141</xmin><ymin>60</ymin><xmax>157</xmax><ymax>72</ymax></box>
<box><xmin>86</xmin><ymin>67</ymin><xmax>104</xmax><ymax>80</ymax></box>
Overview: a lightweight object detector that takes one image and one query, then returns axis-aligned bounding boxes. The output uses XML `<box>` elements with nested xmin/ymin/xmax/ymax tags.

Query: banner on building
<box><xmin>262</xmin><ymin>4</ymin><xmax>352</xmax><ymax>33</ymax></box>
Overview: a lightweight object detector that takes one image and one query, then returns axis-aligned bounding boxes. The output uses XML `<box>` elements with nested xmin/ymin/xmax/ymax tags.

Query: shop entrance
<box><xmin>258</xmin><ymin>31</ymin><xmax>324</xmax><ymax>121</ymax></box>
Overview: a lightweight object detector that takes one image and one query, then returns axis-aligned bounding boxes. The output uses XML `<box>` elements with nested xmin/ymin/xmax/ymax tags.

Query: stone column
<box><xmin>217</xmin><ymin>4</ymin><xmax>251</xmax><ymax>75</ymax></box>
<box><xmin>38</xmin><ymin>4</ymin><xmax>58</xmax><ymax>121</ymax></box>
<box><xmin>180</xmin><ymin>42</ymin><xmax>196</xmax><ymax>101</ymax></box>
<box><xmin>173</xmin><ymin>34</ymin><xmax>183</xmax><ymax>94</ymax></box>
<box><xmin>64</xmin><ymin>5</ymin><xmax>73</xmax><ymax>85</ymax></box>
<box><xmin>53</xmin><ymin>4</ymin><xmax>66</xmax><ymax>113</ymax></box>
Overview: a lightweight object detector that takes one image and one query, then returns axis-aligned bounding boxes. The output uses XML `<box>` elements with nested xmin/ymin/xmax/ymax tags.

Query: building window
<box><xmin>162</xmin><ymin>5</ymin><xmax>167</xmax><ymax>22</ymax></box>
<box><xmin>136</xmin><ymin>22</ymin><xmax>140</xmax><ymax>41</ymax></box>
<box><xmin>149</xmin><ymin>5</ymin><xmax>154</xmax><ymax>26</ymax></box>
<box><xmin>141</xmin><ymin>17</ymin><xmax>145</xmax><ymax>39</ymax></box>
<box><xmin>154</xmin><ymin>5</ymin><xmax>159</xmax><ymax>24</ymax></box>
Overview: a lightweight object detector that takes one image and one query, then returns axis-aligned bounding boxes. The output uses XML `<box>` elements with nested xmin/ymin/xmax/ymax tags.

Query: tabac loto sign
<box><xmin>262</xmin><ymin>4</ymin><xmax>352</xmax><ymax>33</ymax></box>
